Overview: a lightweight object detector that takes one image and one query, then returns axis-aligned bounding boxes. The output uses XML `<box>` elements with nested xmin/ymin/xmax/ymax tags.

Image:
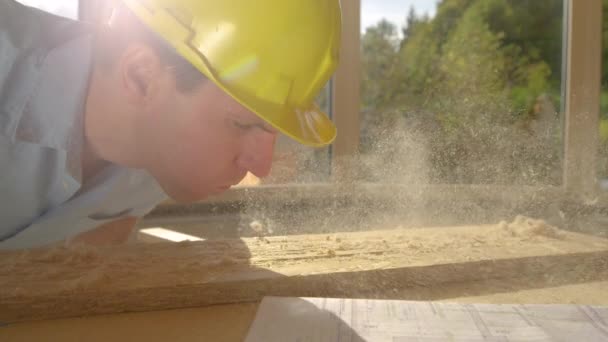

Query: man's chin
<box><xmin>165</xmin><ymin>185</ymin><xmax>231</xmax><ymax>203</ymax></box>
<box><xmin>207</xmin><ymin>185</ymin><xmax>232</xmax><ymax>198</ymax></box>
<box><xmin>162</xmin><ymin>186</ymin><xmax>210</xmax><ymax>204</ymax></box>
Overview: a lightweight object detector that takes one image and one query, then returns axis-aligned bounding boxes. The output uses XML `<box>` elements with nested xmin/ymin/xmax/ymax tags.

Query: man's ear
<box><xmin>120</xmin><ymin>44</ymin><xmax>164</xmax><ymax>104</ymax></box>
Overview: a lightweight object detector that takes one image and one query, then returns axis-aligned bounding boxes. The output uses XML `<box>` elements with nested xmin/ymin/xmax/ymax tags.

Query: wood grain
<box><xmin>1</xmin><ymin>224</ymin><xmax>607</xmax><ymax>323</ymax></box>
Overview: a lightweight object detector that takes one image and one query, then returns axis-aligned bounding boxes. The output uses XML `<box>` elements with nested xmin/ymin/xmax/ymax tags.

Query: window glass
<box><xmin>360</xmin><ymin>0</ymin><xmax>564</xmax><ymax>186</ymax></box>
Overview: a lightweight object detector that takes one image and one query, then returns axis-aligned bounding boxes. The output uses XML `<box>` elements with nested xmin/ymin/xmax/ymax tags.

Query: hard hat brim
<box><xmin>218</xmin><ymin>80</ymin><xmax>338</xmax><ymax>147</ymax></box>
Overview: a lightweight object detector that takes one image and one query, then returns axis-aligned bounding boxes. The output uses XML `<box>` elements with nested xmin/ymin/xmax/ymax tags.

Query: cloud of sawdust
<box><xmin>236</xmin><ymin>95</ymin><xmax>608</xmax><ymax>238</ymax></box>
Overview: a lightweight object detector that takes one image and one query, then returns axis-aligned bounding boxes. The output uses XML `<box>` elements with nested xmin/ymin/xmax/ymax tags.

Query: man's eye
<box><xmin>233</xmin><ymin>121</ymin><xmax>255</xmax><ymax>130</ymax></box>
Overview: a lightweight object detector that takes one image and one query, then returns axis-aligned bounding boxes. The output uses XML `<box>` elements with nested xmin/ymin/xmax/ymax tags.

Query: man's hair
<box><xmin>95</xmin><ymin>2</ymin><xmax>206</xmax><ymax>92</ymax></box>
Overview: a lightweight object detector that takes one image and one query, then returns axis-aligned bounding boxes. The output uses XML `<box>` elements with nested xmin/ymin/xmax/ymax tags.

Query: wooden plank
<box><xmin>147</xmin><ymin>185</ymin><xmax>605</xmax><ymax>240</ymax></box>
<box><xmin>138</xmin><ymin>228</ymin><xmax>204</xmax><ymax>243</ymax></box>
<box><xmin>0</xmin><ymin>304</ymin><xmax>259</xmax><ymax>342</ymax></box>
<box><xmin>563</xmin><ymin>0</ymin><xmax>602</xmax><ymax>197</ymax></box>
<box><xmin>154</xmin><ymin>184</ymin><xmax>567</xmax><ymax>208</ymax></box>
<box><xmin>1</xmin><ymin>222</ymin><xmax>607</xmax><ymax>323</ymax></box>
<box><xmin>146</xmin><ymin>185</ymin><xmax>578</xmax><ymax>234</ymax></box>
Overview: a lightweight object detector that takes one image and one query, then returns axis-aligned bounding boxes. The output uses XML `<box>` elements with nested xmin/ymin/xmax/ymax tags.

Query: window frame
<box><xmin>562</xmin><ymin>0</ymin><xmax>603</xmax><ymax>199</ymax></box>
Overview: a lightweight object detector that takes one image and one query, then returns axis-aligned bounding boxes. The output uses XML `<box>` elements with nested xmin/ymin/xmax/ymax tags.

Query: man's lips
<box><xmin>218</xmin><ymin>182</ymin><xmax>239</xmax><ymax>190</ymax></box>
<box><xmin>216</xmin><ymin>177</ymin><xmax>247</xmax><ymax>191</ymax></box>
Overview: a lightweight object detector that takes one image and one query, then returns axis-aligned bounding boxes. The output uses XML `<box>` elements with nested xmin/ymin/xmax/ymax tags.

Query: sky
<box><xmin>361</xmin><ymin>0</ymin><xmax>439</xmax><ymax>33</ymax></box>
<box><xmin>15</xmin><ymin>0</ymin><xmax>78</xmax><ymax>19</ymax></box>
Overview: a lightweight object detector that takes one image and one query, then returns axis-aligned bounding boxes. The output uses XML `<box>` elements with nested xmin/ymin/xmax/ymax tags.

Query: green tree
<box><xmin>401</xmin><ymin>6</ymin><xmax>424</xmax><ymax>47</ymax></box>
<box><xmin>398</xmin><ymin>17</ymin><xmax>438</xmax><ymax>107</ymax></box>
<box><xmin>361</xmin><ymin>20</ymin><xmax>401</xmax><ymax>110</ymax></box>
<box><xmin>360</xmin><ymin>0</ymin><xmax>563</xmax><ymax>184</ymax></box>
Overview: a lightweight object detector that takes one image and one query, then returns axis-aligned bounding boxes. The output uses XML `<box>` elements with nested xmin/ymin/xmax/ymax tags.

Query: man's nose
<box><xmin>237</xmin><ymin>131</ymin><xmax>277</xmax><ymax>178</ymax></box>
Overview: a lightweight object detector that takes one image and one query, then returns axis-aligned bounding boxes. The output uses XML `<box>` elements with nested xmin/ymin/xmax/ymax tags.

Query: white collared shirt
<box><xmin>0</xmin><ymin>1</ymin><xmax>168</xmax><ymax>250</ymax></box>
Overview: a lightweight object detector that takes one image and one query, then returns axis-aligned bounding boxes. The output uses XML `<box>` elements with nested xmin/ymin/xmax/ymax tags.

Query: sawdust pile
<box><xmin>498</xmin><ymin>215</ymin><xmax>565</xmax><ymax>240</ymax></box>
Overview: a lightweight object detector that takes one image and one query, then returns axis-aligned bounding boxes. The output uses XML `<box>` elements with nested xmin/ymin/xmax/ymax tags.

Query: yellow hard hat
<box><xmin>121</xmin><ymin>0</ymin><xmax>341</xmax><ymax>147</ymax></box>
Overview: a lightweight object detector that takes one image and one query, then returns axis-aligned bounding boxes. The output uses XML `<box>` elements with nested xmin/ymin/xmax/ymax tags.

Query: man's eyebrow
<box><xmin>229</xmin><ymin>110</ymin><xmax>277</xmax><ymax>133</ymax></box>
<box><xmin>233</xmin><ymin>117</ymin><xmax>276</xmax><ymax>133</ymax></box>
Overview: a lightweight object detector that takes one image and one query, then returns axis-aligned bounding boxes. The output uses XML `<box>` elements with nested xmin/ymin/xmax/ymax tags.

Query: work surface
<box><xmin>2</xmin><ymin>282</ymin><xmax>608</xmax><ymax>342</ymax></box>
<box><xmin>1</xmin><ymin>218</ymin><xmax>607</xmax><ymax>340</ymax></box>
<box><xmin>245</xmin><ymin>297</ymin><xmax>608</xmax><ymax>341</ymax></box>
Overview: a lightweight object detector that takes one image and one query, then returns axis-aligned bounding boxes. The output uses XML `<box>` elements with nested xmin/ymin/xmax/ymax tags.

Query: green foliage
<box><xmin>361</xmin><ymin>19</ymin><xmax>401</xmax><ymax>110</ymax></box>
<box><xmin>360</xmin><ymin>0</ymin><xmax>566</xmax><ymax>184</ymax></box>
<box><xmin>601</xmin><ymin>119</ymin><xmax>608</xmax><ymax>141</ymax></box>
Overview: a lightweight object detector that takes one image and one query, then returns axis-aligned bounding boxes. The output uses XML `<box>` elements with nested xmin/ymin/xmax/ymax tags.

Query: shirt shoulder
<box><xmin>0</xmin><ymin>0</ymin><xmax>91</xmax><ymax>149</ymax></box>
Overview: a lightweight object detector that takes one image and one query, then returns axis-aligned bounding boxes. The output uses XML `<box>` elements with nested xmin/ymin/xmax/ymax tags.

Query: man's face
<box><xmin>141</xmin><ymin>79</ymin><xmax>278</xmax><ymax>203</ymax></box>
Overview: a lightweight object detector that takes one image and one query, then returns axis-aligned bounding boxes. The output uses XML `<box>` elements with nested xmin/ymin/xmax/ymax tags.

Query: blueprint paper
<box><xmin>245</xmin><ymin>297</ymin><xmax>608</xmax><ymax>341</ymax></box>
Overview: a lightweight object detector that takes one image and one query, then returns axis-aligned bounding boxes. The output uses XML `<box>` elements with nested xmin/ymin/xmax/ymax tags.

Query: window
<box><xmin>143</xmin><ymin>0</ymin><xmax>606</xmax><ymax>241</ymax></box>
<box><xmin>360</xmin><ymin>0</ymin><xmax>564</xmax><ymax>186</ymax></box>
<box><xmin>15</xmin><ymin>0</ymin><xmax>78</xmax><ymax>19</ymax></box>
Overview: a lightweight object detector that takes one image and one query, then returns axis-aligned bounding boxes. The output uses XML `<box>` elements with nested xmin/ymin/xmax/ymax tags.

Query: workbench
<box><xmin>1</xmin><ymin>220</ymin><xmax>607</xmax><ymax>341</ymax></box>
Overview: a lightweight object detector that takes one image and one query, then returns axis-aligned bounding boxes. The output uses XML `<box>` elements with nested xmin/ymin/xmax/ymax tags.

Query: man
<box><xmin>0</xmin><ymin>0</ymin><xmax>341</xmax><ymax>249</ymax></box>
